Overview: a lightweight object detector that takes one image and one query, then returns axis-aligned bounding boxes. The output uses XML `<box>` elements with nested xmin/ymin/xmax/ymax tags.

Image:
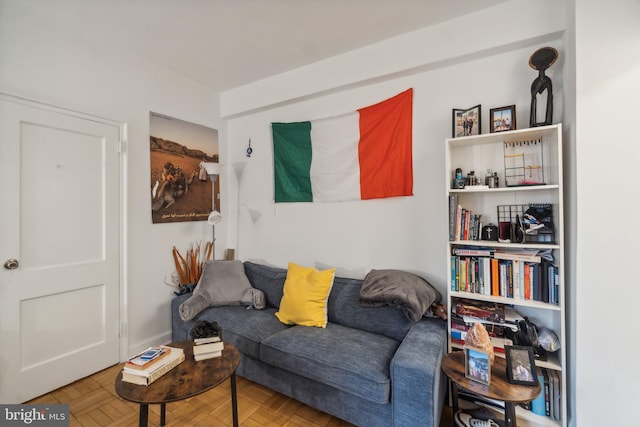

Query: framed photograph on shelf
<box><xmin>452</xmin><ymin>105</ymin><xmax>481</xmax><ymax>138</ymax></box>
<box><xmin>505</xmin><ymin>345</ymin><xmax>538</xmax><ymax>386</ymax></box>
<box><xmin>490</xmin><ymin>105</ymin><xmax>516</xmax><ymax>133</ymax></box>
<box><xmin>464</xmin><ymin>346</ymin><xmax>491</xmax><ymax>385</ymax></box>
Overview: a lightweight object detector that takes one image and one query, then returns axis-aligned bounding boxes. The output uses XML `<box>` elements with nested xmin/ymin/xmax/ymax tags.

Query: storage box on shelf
<box><xmin>445</xmin><ymin>124</ymin><xmax>566</xmax><ymax>427</ymax></box>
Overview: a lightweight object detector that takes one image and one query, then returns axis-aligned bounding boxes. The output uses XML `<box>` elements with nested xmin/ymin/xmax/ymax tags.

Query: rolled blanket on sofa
<box><xmin>179</xmin><ymin>260</ymin><xmax>265</xmax><ymax>321</ymax></box>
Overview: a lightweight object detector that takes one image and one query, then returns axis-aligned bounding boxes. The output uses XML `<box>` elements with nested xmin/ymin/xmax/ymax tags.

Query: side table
<box><xmin>115</xmin><ymin>341</ymin><xmax>240</xmax><ymax>427</ymax></box>
<box><xmin>441</xmin><ymin>352</ymin><xmax>541</xmax><ymax>427</ymax></box>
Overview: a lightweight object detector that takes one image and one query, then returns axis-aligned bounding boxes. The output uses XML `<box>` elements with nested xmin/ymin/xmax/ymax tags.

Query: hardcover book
<box><xmin>122</xmin><ymin>347</ymin><xmax>185</xmax><ymax>386</ymax></box>
<box><xmin>194</xmin><ymin>350</ymin><xmax>222</xmax><ymax>361</ymax></box>
<box><xmin>193</xmin><ymin>341</ymin><xmax>224</xmax><ymax>355</ymax></box>
<box><xmin>531</xmin><ymin>368</ymin><xmax>546</xmax><ymax>416</ymax></box>
<box><xmin>455</xmin><ymin>299</ymin><xmax>505</xmax><ymax>323</ymax></box>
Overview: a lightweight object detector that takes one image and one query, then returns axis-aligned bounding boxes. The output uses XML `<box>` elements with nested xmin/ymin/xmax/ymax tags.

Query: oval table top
<box><xmin>115</xmin><ymin>341</ymin><xmax>240</xmax><ymax>405</ymax></box>
<box><xmin>441</xmin><ymin>351</ymin><xmax>541</xmax><ymax>403</ymax></box>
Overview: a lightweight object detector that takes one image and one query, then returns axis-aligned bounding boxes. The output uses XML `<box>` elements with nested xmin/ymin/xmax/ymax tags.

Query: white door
<box><xmin>0</xmin><ymin>96</ymin><xmax>121</xmax><ymax>403</ymax></box>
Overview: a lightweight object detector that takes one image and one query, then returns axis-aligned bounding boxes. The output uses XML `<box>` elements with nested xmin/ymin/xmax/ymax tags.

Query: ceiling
<box><xmin>19</xmin><ymin>0</ymin><xmax>507</xmax><ymax>93</ymax></box>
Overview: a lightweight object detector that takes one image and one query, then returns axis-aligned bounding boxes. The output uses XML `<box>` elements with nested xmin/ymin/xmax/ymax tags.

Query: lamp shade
<box><xmin>208</xmin><ymin>210</ymin><xmax>222</xmax><ymax>225</ymax></box>
<box><xmin>233</xmin><ymin>162</ymin><xmax>247</xmax><ymax>181</ymax></box>
<box><xmin>202</xmin><ymin>162</ymin><xmax>221</xmax><ymax>177</ymax></box>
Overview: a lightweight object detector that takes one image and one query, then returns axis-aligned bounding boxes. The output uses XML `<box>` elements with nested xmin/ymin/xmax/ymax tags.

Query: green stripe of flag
<box><xmin>272</xmin><ymin>121</ymin><xmax>313</xmax><ymax>202</ymax></box>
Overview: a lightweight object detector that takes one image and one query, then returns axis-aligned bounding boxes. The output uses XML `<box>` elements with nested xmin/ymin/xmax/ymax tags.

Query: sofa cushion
<box><xmin>260</xmin><ymin>323</ymin><xmax>399</xmax><ymax>404</ymax></box>
<box><xmin>244</xmin><ymin>261</ymin><xmax>287</xmax><ymax>308</ymax></box>
<box><xmin>275</xmin><ymin>263</ymin><xmax>336</xmax><ymax>328</ymax></box>
<box><xmin>328</xmin><ymin>277</ymin><xmax>413</xmax><ymax>341</ymax></box>
<box><xmin>193</xmin><ymin>306</ymin><xmax>288</xmax><ymax>359</ymax></box>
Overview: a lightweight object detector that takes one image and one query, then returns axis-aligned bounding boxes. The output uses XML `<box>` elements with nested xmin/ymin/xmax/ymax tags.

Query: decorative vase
<box><xmin>174</xmin><ymin>283</ymin><xmax>196</xmax><ymax>296</ymax></box>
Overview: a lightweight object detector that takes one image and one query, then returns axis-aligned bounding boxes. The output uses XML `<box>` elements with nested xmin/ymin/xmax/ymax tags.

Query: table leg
<box><xmin>139</xmin><ymin>404</ymin><xmax>148</xmax><ymax>427</ymax></box>
<box><xmin>230</xmin><ymin>372</ymin><xmax>238</xmax><ymax>427</ymax></box>
<box><xmin>505</xmin><ymin>402</ymin><xmax>517</xmax><ymax>427</ymax></box>
<box><xmin>451</xmin><ymin>381</ymin><xmax>459</xmax><ymax>414</ymax></box>
<box><xmin>160</xmin><ymin>403</ymin><xmax>166</xmax><ymax>426</ymax></box>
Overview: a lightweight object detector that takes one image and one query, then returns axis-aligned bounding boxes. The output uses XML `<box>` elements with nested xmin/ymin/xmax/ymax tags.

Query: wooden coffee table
<box><xmin>115</xmin><ymin>341</ymin><xmax>240</xmax><ymax>427</ymax></box>
<box><xmin>441</xmin><ymin>352</ymin><xmax>541</xmax><ymax>427</ymax></box>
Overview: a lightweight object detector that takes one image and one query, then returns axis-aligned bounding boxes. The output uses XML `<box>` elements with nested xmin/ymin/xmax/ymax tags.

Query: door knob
<box><xmin>4</xmin><ymin>259</ymin><xmax>19</xmax><ymax>270</ymax></box>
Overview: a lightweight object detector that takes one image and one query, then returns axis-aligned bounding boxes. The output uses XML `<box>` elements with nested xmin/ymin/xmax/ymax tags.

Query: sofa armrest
<box><xmin>390</xmin><ymin>318</ymin><xmax>447</xmax><ymax>427</ymax></box>
<box><xmin>171</xmin><ymin>294</ymin><xmax>192</xmax><ymax>342</ymax></box>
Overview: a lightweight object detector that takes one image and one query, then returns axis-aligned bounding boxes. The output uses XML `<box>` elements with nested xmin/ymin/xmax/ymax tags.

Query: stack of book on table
<box><xmin>193</xmin><ymin>336</ymin><xmax>224</xmax><ymax>361</ymax></box>
<box><xmin>121</xmin><ymin>345</ymin><xmax>185</xmax><ymax>386</ymax></box>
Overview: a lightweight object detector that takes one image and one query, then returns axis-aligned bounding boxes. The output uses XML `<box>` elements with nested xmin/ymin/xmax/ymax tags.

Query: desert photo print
<box><xmin>150</xmin><ymin>112</ymin><xmax>219</xmax><ymax>224</ymax></box>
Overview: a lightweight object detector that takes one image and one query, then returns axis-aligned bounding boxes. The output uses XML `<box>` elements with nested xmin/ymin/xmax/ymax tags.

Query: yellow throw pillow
<box><xmin>275</xmin><ymin>262</ymin><xmax>336</xmax><ymax>328</ymax></box>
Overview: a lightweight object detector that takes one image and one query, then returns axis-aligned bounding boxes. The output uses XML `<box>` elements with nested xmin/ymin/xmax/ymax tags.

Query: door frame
<box><xmin>0</xmin><ymin>91</ymin><xmax>129</xmax><ymax>363</ymax></box>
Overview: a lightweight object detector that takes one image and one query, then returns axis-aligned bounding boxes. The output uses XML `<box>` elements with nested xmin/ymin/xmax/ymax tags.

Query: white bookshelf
<box><xmin>445</xmin><ymin>124</ymin><xmax>566</xmax><ymax>427</ymax></box>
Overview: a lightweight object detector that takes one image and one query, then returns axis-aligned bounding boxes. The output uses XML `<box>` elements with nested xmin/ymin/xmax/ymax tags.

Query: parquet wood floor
<box><xmin>27</xmin><ymin>363</ymin><xmax>454</xmax><ymax>426</ymax></box>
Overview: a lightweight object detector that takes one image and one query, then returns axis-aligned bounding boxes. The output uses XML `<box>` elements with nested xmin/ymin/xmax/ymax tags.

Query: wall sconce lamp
<box><xmin>240</xmin><ymin>204</ymin><xmax>262</xmax><ymax>223</ymax></box>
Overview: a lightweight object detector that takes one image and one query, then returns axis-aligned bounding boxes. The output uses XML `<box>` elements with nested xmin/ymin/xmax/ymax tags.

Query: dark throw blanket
<box><xmin>359</xmin><ymin>269</ymin><xmax>441</xmax><ymax>322</ymax></box>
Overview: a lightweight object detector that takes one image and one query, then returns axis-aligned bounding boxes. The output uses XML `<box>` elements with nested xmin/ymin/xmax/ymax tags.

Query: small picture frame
<box><xmin>464</xmin><ymin>346</ymin><xmax>491</xmax><ymax>385</ymax></box>
<box><xmin>490</xmin><ymin>105</ymin><xmax>516</xmax><ymax>133</ymax></box>
<box><xmin>505</xmin><ymin>345</ymin><xmax>538</xmax><ymax>386</ymax></box>
<box><xmin>452</xmin><ymin>105</ymin><xmax>481</xmax><ymax>138</ymax></box>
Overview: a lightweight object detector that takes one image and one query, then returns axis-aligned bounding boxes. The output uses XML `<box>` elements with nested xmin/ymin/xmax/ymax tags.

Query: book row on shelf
<box><xmin>451</xmin><ymin>314</ymin><xmax>513</xmax><ymax>354</ymax></box>
<box><xmin>451</xmin><ymin>206</ymin><xmax>484</xmax><ymax>242</ymax></box>
<box><xmin>451</xmin><ymin>251</ymin><xmax>560</xmax><ymax>305</ymax></box>
<box><xmin>451</xmin><ymin>298</ymin><xmax>523</xmax><ymax>355</ymax></box>
<box><xmin>531</xmin><ymin>367</ymin><xmax>562</xmax><ymax>421</ymax></box>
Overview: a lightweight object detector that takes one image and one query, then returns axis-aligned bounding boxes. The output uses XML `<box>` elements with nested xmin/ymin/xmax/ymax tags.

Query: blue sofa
<box><xmin>171</xmin><ymin>261</ymin><xmax>447</xmax><ymax>427</ymax></box>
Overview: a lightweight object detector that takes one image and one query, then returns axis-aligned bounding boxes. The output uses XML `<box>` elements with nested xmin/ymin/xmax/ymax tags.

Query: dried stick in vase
<box><xmin>172</xmin><ymin>246</ymin><xmax>189</xmax><ymax>284</ymax></box>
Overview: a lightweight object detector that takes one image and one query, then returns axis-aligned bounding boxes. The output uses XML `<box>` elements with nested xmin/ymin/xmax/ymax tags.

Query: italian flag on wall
<box><xmin>272</xmin><ymin>88</ymin><xmax>413</xmax><ymax>203</ymax></box>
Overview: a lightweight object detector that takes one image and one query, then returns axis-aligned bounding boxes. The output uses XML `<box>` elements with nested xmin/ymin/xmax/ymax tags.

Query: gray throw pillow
<box><xmin>179</xmin><ymin>260</ymin><xmax>265</xmax><ymax>321</ymax></box>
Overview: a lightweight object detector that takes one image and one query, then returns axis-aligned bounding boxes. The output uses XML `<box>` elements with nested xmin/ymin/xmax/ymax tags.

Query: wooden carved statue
<box><xmin>529</xmin><ymin>47</ymin><xmax>558</xmax><ymax>127</ymax></box>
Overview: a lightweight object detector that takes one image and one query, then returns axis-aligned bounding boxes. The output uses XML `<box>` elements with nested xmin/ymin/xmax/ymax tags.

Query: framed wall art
<box><xmin>149</xmin><ymin>112</ymin><xmax>219</xmax><ymax>224</ymax></box>
<box><xmin>490</xmin><ymin>105</ymin><xmax>516</xmax><ymax>133</ymax></box>
<box><xmin>452</xmin><ymin>104</ymin><xmax>481</xmax><ymax>137</ymax></box>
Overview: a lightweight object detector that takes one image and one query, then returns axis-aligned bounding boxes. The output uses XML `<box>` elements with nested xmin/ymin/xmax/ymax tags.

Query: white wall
<box><xmin>574</xmin><ymin>1</ymin><xmax>640</xmax><ymax>425</ymax></box>
<box><xmin>227</xmin><ymin>42</ymin><xmax>564</xmax><ymax>283</ymax></box>
<box><xmin>222</xmin><ymin>0</ymin><xmax>564</xmax><ymax>117</ymax></box>
<box><xmin>225</xmin><ymin>3</ymin><xmax>564</xmax><ymax>280</ymax></box>
<box><xmin>0</xmin><ymin>0</ymin><xmax>227</xmax><ymax>356</ymax></box>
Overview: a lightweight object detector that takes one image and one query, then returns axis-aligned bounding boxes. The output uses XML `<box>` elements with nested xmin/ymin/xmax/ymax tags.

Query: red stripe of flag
<box><xmin>357</xmin><ymin>88</ymin><xmax>413</xmax><ymax>200</ymax></box>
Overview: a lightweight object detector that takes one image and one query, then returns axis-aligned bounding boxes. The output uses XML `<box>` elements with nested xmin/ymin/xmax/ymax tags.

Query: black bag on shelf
<box><xmin>505</xmin><ymin>316</ymin><xmax>548</xmax><ymax>361</ymax></box>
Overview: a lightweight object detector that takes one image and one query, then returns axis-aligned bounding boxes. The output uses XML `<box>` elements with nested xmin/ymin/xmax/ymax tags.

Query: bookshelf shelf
<box><xmin>450</xmin><ymin>184</ymin><xmax>559</xmax><ymax>194</ymax></box>
<box><xmin>450</xmin><ymin>291</ymin><xmax>562</xmax><ymax>311</ymax></box>
<box><xmin>450</xmin><ymin>341</ymin><xmax>562</xmax><ymax>371</ymax></box>
<box><xmin>451</xmin><ymin>240</ymin><xmax>560</xmax><ymax>250</ymax></box>
<box><xmin>446</xmin><ymin>124</ymin><xmax>566</xmax><ymax>427</ymax></box>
